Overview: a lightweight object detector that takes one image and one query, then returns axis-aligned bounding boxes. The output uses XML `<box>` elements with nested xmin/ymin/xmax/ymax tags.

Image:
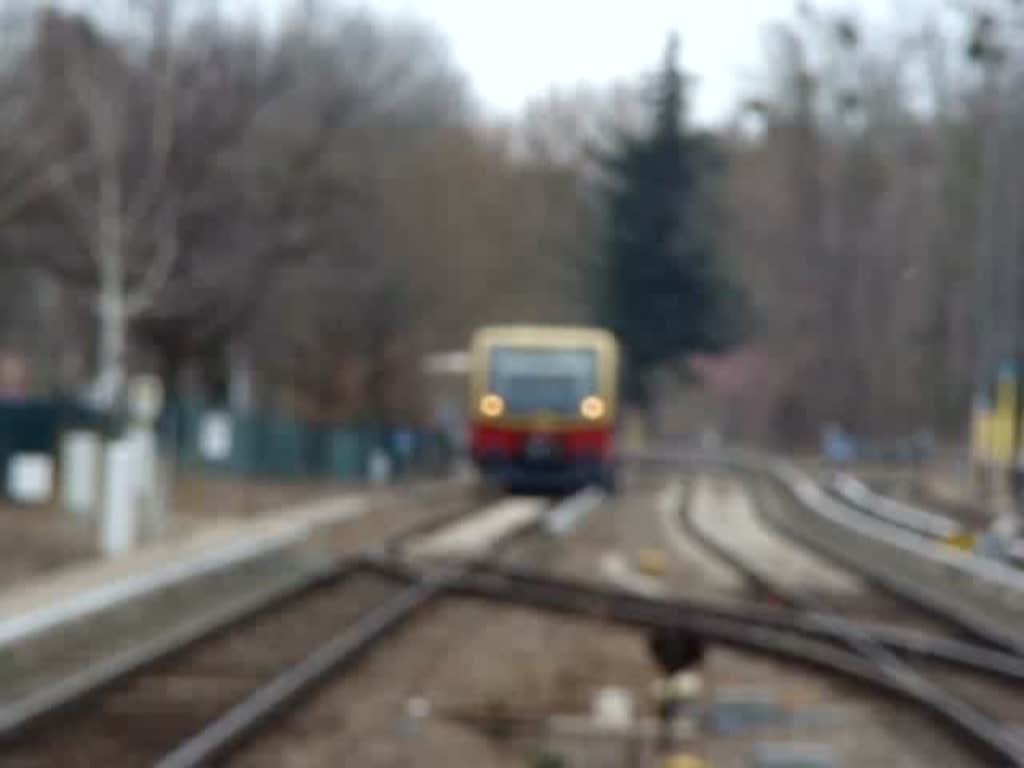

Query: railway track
<box><xmin>0</xmin><ymin>489</ymin><xmax>483</xmax><ymax>725</ymax></box>
<box><xmin>367</xmin><ymin>554</ymin><xmax>1024</xmax><ymax>682</ymax></box>
<box><xmin>3</xmin><ymin>571</ymin><xmax>398</xmax><ymax>766</ymax></box>
<box><xmin>830</xmin><ymin>472</ymin><xmax>1024</xmax><ymax>569</ymax></box>
<box><xmin>0</xmin><ymin>492</ymin><xmax>557</xmax><ymax>766</ymax></box>
<box><xmin>633</xmin><ymin>449</ymin><xmax>1024</xmax><ymax>651</ymax></box>
<box><xmin>367</xmin><ymin>554</ymin><xmax>1024</xmax><ymax>766</ymax></box>
<box><xmin>770</xmin><ymin>465</ymin><xmax>1024</xmax><ymax>655</ymax></box>
<box><xmin>678</xmin><ymin>465</ymin><xmax>1024</xmax><ymax>766</ymax></box>
<box><xmin>829</xmin><ymin>473</ymin><xmax>964</xmax><ymax>539</ymax></box>
<box><xmin>5</xmin><ymin>457</ymin><xmax>1023</xmax><ymax>765</ymax></box>
<box><xmin>678</xmin><ymin>471</ymin><xmax>945</xmax><ymax>629</ymax></box>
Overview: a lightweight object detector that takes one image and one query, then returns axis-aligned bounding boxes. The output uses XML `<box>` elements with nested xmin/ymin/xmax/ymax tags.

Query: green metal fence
<box><xmin>0</xmin><ymin>399</ymin><xmax>111</xmax><ymax>494</ymax></box>
<box><xmin>160</xmin><ymin>401</ymin><xmax>452</xmax><ymax>482</ymax></box>
<box><xmin>0</xmin><ymin>398</ymin><xmax>451</xmax><ymax>495</ymax></box>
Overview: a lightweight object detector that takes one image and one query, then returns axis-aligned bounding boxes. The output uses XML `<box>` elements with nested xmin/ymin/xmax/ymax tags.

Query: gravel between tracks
<box><xmin>233</xmin><ymin>469</ymin><xmax>984</xmax><ymax>767</ymax></box>
<box><xmin>546</xmin><ymin>469</ymin><xmax>746</xmax><ymax>602</ymax></box>
<box><xmin>228</xmin><ymin>599</ymin><xmax>662</xmax><ymax>767</ymax></box>
<box><xmin>228</xmin><ymin>596</ymin><xmax>982</xmax><ymax>768</ymax></box>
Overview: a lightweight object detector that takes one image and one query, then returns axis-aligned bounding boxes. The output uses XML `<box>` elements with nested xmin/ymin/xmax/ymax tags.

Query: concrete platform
<box><xmin>409</xmin><ymin>497</ymin><xmax>546</xmax><ymax>558</ymax></box>
<box><xmin>0</xmin><ymin>493</ymin><xmax>369</xmax><ymax>652</ymax></box>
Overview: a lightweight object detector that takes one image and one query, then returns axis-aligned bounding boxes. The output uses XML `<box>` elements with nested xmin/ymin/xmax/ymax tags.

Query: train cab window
<box><xmin>488</xmin><ymin>347</ymin><xmax>597</xmax><ymax>416</ymax></box>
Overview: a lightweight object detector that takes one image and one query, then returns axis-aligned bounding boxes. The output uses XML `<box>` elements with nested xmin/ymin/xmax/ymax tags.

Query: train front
<box><xmin>469</xmin><ymin>326</ymin><xmax>619</xmax><ymax>494</ymax></box>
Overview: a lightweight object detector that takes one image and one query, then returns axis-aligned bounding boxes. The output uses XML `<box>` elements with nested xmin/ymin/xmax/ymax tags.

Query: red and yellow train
<box><xmin>468</xmin><ymin>325</ymin><xmax>620</xmax><ymax>493</ymax></box>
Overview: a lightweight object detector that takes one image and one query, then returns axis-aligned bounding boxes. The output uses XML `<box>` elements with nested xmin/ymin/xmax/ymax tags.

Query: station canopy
<box><xmin>422</xmin><ymin>351</ymin><xmax>469</xmax><ymax>376</ymax></box>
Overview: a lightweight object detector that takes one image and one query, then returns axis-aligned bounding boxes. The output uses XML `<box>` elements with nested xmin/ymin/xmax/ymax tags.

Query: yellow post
<box><xmin>995</xmin><ymin>372</ymin><xmax>1016</xmax><ymax>460</ymax></box>
<box><xmin>993</xmin><ymin>365</ymin><xmax>1019</xmax><ymax>507</ymax></box>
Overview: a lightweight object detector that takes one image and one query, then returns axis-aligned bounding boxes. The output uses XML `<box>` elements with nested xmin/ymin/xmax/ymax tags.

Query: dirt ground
<box><xmin>0</xmin><ymin>500</ymin><xmax>94</xmax><ymax>587</ymax></box>
<box><xmin>170</xmin><ymin>471</ymin><xmax>358</xmax><ymax>521</ymax></box>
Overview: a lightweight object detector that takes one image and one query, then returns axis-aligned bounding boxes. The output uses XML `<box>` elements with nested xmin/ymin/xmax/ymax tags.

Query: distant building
<box><xmin>685</xmin><ymin>345</ymin><xmax>782</xmax><ymax>441</ymax></box>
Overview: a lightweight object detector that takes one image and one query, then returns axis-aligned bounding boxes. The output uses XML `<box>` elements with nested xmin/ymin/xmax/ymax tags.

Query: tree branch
<box><xmin>0</xmin><ymin>147</ymin><xmax>93</xmax><ymax>227</ymax></box>
<box><xmin>126</xmin><ymin>200</ymin><xmax>179</xmax><ymax>317</ymax></box>
<box><xmin>125</xmin><ymin>0</ymin><xmax>179</xmax><ymax>238</ymax></box>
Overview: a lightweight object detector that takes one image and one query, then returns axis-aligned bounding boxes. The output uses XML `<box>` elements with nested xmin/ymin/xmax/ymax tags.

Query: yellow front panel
<box><xmin>468</xmin><ymin>325</ymin><xmax>620</xmax><ymax>429</ymax></box>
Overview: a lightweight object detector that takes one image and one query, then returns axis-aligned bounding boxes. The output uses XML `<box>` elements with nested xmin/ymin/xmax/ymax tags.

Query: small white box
<box><xmin>7</xmin><ymin>453</ymin><xmax>54</xmax><ymax>504</ymax></box>
<box><xmin>199</xmin><ymin>412</ymin><xmax>233</xmax><ymax>461</ymax></box>
<box><xmin>591</xmin><ymin>687</ymin><xmax>634</xmax><ymax>730</ymax></box>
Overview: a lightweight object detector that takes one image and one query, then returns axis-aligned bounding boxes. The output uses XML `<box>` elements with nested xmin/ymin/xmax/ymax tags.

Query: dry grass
<box><xmin>169</xmin><ymin>470</ymin><xmax>355</xmax><ymax>521</ymax></box>
<box><xmin>0</xmin><ymin>499</ymin><xmax>94</xmax><ymax>588</ymax></box>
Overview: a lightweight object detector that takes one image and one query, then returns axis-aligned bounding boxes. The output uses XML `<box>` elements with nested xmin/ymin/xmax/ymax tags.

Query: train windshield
<box><xmin>489</xmin><ymin>346</ymin><xmax>597</xmax><ymax>416</ymax></box>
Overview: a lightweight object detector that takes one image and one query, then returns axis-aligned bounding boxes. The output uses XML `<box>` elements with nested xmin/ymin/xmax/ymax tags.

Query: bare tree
<box><xmin>6</xmin><ymin>3</ymin><xmax>186</xmax><ymax>406</ymax></box>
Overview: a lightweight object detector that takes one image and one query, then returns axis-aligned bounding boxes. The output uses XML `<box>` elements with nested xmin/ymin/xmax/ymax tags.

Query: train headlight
<box><xmin>479</xmin><ymin>393</ymin><xmax>505</xmax><ymax>418</ymax></box>
<box><xmin>580</xmin><ymin>395</ymin><xmax>606</xmax><ymax>420</ymax></box>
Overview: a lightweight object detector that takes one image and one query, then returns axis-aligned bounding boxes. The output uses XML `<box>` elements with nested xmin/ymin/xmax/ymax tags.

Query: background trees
<box><xmin>716</xmin><ymin>3</ymin><xmax>1024</xmax><ymax>444</ymax></box>
<box><xmin>596</xmin><ymin>35</ymin><xmax>746</xmax><ymax>406</ymax></box>
<box><xmin>0</xmin><ymin>0</ymin><xmax>1019</xmax><ymax>446</ymax></box>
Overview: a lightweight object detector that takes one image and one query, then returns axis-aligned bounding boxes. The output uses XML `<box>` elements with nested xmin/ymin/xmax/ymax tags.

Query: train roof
<box><xmin>471</xmin><ymin>324</ymin><xmax>618</xmax><ymax>349</ymax></box>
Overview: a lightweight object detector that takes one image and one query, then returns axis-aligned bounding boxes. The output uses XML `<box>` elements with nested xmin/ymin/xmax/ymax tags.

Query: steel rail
<box><xmin>156</xmin><ymin>565</ymin><xmax>462</xmax><ymax>768</ymax></box>
<box><xmin>829</xmin><ymin>473</ymin><xmax>962</xmax><ymax>539</ymax></box>
<box><xmin>629</xmin><ymin>450</ymin><xmax>1024</xmax><ymax>655</ymax></box>
<box><xmin>673</xmin><ymin>472</ymin><xmax>796</xmax><ymax>606</ymax></box>
<box><xmin>365</xmin><ymin>556</ymin><xmax>1024</xmax><ymax>682</ymax></box>
<box><xmin>154</xmin><ymin>491</ymin><xmax>594</xmax><ymax>768</ymax></box>
<box><xmin>0</xmin><ymin>494</ymin><xmax>484</xmax><ymax>746</ymax></box>
<box><xmin>366</xmin><ymin>556</ymin><xmax>1024</xmax><ymax>767</ymax></box>
<box><xmin>689</xmin><ymin>470</ymin><xmax>1024</xmax><ymax>765</ymax></box>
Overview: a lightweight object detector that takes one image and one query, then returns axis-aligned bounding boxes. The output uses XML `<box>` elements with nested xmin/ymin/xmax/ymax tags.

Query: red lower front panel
<box><xmin>471</xmin><ymin>424</ymin><xmax>612</xmax><ymax>460</ymax></box>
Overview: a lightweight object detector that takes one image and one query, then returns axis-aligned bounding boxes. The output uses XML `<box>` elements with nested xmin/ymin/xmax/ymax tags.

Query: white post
<box><xmin>132</xmin><ymin>426</ymin><xmax>163</xmax><ymax>540</ymax></box>
<box><xmin>129</xmin><ymin>374</ymin><xmax>167</xmax><ymax>540</ymax></box>
<box><xmin>369</xmin><ymin>449</ymin><xmax>392</xmax><ymax>486</ymax></box>
<box><xmin>101</xmin><ymin>436</ymin><xmax>140</xmax><ymax>556</ymax></box>
<box><xmin>61</xmin><ymin>431</ymin><xmax>100</xmax><ymax>518</ymax></box>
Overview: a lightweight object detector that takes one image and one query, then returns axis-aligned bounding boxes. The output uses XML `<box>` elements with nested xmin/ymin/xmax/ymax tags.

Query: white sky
<box><xmin>75</xmin><ymin>0</ymin><xmax>952</xmax><ymax>125</ymax></box>
<box><xmin>362</xmin><ymin>0</ymin><xmax>945</xmax><ymax>125</ymax></box>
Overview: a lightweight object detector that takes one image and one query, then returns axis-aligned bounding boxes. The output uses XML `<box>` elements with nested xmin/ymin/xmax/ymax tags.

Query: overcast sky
<box><xmin>361</xmin><ymin>0</ymin><xmax>944</xmax><ymax>125</ymax></box>
<box><xmin>74</xmin><ymin>0</ymin><xmax>950</xmax><ymax>125</ymax></box>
